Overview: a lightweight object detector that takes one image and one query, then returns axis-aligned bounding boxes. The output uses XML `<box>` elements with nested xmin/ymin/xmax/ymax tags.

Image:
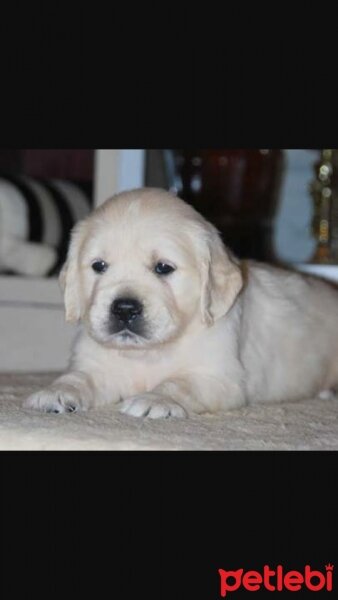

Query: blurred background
<box><xmin>147</xmin><ymin>149</ymin><xmax>318</xmax><ymax>264</ymax></box>
<box><xmin>1</xmin><ymin>148</ymin><xmax>337</xmax><ymax>372</ymax></box>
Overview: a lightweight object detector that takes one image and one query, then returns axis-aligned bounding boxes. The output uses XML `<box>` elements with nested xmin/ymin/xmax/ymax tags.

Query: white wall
<box><xmin>94</xmin><ymin>150</ymin><xmax>146</xmax><ymax>207</ymax></box>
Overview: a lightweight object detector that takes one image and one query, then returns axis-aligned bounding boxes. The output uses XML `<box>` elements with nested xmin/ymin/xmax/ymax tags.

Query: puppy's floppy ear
<box><xmin>59</xmin><ymin>221</ymin><xmax>87</xmax><ymax>322</ymax></box>
<box><xmin>199</xmin><ymin>224</ymin><xmax>243</xmax><ymax>325</ymax></box>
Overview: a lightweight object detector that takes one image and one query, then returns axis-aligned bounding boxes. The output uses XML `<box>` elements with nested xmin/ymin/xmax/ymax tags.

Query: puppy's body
<box><xmin>240</xmin><ymin>262</ymin><xmax>338</xmax><ymax>404</ymax></box>
<box><xmin>24</xmin><ymin>188</ymin><xmax>338</xmax><ymax>418</ymax></box>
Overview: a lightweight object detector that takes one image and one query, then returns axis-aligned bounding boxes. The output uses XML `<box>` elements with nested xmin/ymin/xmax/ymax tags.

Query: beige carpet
<box><xmin>1</xmin><ymin>372</ymin><xmax>338</xmax><ymax>450</ymax></box>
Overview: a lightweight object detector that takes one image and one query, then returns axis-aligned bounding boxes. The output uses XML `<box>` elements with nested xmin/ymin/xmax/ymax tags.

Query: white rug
<box><xmin>1</xmin><ymin>372</ymin><xmax>338</xmax><ymax>450</ymax></box>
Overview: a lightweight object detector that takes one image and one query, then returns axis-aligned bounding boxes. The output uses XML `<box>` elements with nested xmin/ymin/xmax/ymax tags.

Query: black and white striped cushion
<box><xmin>0</xmin><ymin>175</ymin><xmax>92</xmax><ymax>276</ymax></box>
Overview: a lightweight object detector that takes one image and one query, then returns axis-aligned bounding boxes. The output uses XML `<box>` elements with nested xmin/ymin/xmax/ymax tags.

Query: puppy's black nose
<box><xmin>111</xmin><ymin>298</ymin><xmax>143</xmax><ymax>323</ymax></box>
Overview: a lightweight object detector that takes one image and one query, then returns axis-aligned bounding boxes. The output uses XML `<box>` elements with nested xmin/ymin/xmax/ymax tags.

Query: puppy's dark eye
<box><xmin>154</xmin><ymin>262</ymin><xmax>175</xmax><ymax>276</ymax></box>
<box><xmin>92</xmin><ymin>260</ymin><xmax>108</xmax><ymax>274</ymax></box>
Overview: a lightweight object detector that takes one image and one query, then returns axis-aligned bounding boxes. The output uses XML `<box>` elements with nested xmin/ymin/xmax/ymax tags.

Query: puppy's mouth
<box><xmin>115</xmin><ymin>329</ymin><xmax>142</xmax><ymax>341</ymax></box>
<box><xmin>108</xmin><ymin>318</ymin><xmax>148</xmax><ymax>339</ymax></box>
<box><xmin>106</xmin><ymin>328</ymin><xmax>148</xmax><ymax>348</ymax></box>
<box><xmin>118</xmin><ymin>330</ymin><xmax>136</xmax><ymax>339</ymax></box>
<box><xmin>106</xmin><ymin>317</ymin><xmax>150</xmax><ymax>346</ymax></box>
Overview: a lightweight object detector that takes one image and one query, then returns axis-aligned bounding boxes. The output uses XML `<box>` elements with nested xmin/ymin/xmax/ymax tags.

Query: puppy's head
<box><xmin>60</xmin><ymin>188</ymin><xmax>242</xmax><ymax>349</ymax></box>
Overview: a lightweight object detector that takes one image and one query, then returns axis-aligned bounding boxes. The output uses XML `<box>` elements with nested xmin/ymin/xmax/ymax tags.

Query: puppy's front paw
<box><xmin>23</xmin><ymin>385</ymin><xmax>88</xmax><ymax>414</ymax></box>
<box><xmin>119</xmin><ymin>392</ymin><xmax>187</xmax><ymax>419</ymax></box>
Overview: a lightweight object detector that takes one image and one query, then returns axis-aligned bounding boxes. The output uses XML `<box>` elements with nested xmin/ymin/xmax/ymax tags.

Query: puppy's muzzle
<box><xmin>111</xmin><ymin>297</ymin><xmax>143</xmax><ymax>325</ymax></box>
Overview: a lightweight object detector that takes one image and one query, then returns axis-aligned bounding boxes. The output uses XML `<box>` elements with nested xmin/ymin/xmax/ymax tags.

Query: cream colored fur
<box><xmin>24</xmin><ymin>188</ymin><xmax>338</xmax><ymax>419</ymax></box>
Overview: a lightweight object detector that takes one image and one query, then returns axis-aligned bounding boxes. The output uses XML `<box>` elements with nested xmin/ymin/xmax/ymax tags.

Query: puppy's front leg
<box><xmin>23</xmin><ymin>371</ymin><xmax>96</xmax><ymax>414</ymax></box>
<box><xmin>119</xmin><ymin>374</ymin><xmax>245</xmax><ymax>419</ymax></box>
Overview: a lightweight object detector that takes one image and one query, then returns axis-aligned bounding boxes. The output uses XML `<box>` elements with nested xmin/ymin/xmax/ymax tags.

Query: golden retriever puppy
<box><xmin>24</xmin><ymin>188</ymin><xmax>338</xmax><ymax>418</ymax></box>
